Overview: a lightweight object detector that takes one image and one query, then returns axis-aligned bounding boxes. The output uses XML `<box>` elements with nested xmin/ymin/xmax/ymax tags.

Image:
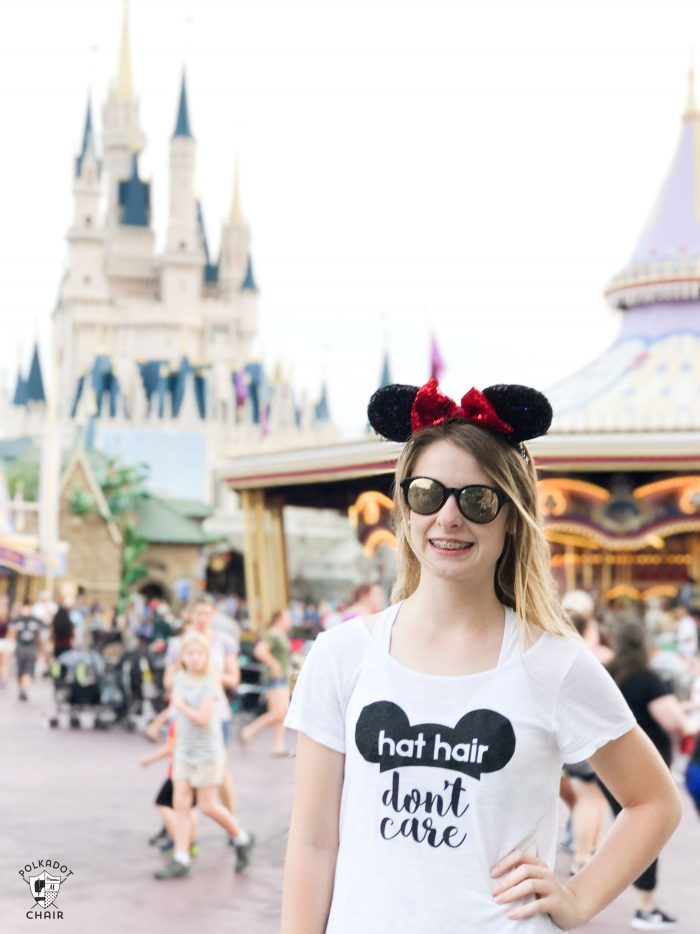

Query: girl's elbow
<box><xmin>650</xmin><ymin>780</ymin><xmax>683</xmax><ymax>838</ymax></box>
<box><xmin>666</xmin><ymin>783</ymin><xmax>683</xmax><ymax>831</ymax></box>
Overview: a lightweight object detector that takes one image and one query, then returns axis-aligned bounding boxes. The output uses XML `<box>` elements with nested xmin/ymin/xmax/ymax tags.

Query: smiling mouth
<box><xmin>429</xmin><ymin>539</ymin><xmax>474</xmax><ymax>551</ymax></box>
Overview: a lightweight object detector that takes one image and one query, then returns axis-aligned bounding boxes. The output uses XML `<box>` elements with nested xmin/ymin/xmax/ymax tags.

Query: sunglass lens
<box><xmin>458</xmin><ymin>486</ymin><xmax>499</xmax><ymax>522</ymax></box>
<box><xmin>406</xmin><ymin>478</ymin><xmax>445</xmax><ymax>514</ymax></box>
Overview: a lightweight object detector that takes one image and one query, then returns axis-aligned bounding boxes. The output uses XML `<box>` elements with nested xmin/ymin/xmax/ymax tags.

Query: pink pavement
<box><xmin>0</xmin><ymin>680</ymin><xmax>696</xmax><ymax>933</ymax></box>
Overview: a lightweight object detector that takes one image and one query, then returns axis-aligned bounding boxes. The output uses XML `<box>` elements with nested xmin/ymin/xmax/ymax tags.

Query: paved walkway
<box><xmin>0</xmin><ymin>680</ymin><xmax>697</xmax><ymax>932</ymax></box>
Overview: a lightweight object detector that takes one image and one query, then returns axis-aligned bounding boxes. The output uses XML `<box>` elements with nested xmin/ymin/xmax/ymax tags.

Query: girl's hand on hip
<box><xmin>491</xmin><ymin>849</ymin><xmax>588</xmax><ymax>930</ymax></box>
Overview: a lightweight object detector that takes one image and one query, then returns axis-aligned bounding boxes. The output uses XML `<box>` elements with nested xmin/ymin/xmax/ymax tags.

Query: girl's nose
<box><xmin>436</xmin><ymin>492</ymin><xmax>463</xmax><ymax>526</ymax></box>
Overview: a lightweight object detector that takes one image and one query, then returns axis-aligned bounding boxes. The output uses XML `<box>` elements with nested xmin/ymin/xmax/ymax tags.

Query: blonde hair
<box><xmin>392</xmin><ymin>421</ymin><xmax>575</xmax><ymax>644</ymax></box>
<box><xmin>179</xmin><ymin>630</ymin><xmax>216</xmax><ymax>678</ymax></box>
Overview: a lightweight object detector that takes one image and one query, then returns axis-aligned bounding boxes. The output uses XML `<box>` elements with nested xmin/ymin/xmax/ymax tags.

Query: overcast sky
<box><xmin>2</xmin><ymin>0</ymin><xmax>697</xmax><ymax>436</ymax></box>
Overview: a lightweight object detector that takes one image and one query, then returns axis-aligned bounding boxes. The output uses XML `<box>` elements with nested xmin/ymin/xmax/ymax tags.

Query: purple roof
<box><xmin>628</xmin><ymin>113</ymin><xmax>700</xmax><ymax>265</ymax></box>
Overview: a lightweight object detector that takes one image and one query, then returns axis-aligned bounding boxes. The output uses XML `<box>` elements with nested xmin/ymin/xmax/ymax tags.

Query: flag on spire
<box><xmin>430</xmin><ymin>333</ymin><xmax>445</xmax><ymax>382</ymax></box>
<box><xmin>234</xmin><ymin>370</ymin><xmax>248</xmax><ymax>407</ymax></box>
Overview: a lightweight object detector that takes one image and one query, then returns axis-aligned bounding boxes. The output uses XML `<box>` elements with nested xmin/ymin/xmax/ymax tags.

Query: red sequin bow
<box><xmin>410</xmin><ymin>379</ymin><xmax>513</xmax><ymax>436</ymax></box>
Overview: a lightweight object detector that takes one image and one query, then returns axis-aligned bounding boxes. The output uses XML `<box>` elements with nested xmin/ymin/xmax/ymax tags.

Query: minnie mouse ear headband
<box><xmin>367</xmin><ymin>378</ymin><xmax>552</xmax><ymax>451</ymax></box>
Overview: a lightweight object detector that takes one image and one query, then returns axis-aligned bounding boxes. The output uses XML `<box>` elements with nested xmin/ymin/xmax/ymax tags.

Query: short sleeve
<box><xmin>285</xmin><ymin>632</ymin><xmax>347</xmax><ymax>754</ymax></box>
<box><xmin>553</xmin><ymin>647</ymin><xmax>636</xmax><ymax>763</ymax></box>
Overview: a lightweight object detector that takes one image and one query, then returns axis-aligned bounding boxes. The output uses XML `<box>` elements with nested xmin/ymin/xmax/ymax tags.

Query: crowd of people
<box><xmin>557</xmin><ymin>589</ymin><xmax>700</xmax><ymax>929</ymax></box>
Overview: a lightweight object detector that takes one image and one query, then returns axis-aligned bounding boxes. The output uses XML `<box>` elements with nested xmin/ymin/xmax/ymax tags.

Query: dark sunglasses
<box><xmin>400</xmin><ymin>476</ymin><xmax>510</xmax><ymax>524</ymax></box>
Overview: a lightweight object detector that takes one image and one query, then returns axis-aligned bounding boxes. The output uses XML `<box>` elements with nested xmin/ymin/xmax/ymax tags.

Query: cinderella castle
<box><xmin>2</xmin><ymin>5</ymin><xmax>335</xmax><ymax>500</ymax></box>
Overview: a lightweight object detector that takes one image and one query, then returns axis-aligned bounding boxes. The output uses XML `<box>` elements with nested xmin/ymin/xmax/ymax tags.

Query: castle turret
<box><xmin>101</xmin><ymin>2</ymin><xmax>145</xmax><ymax>227</ymax></box>
<box><xmin>62</xmin><ymin>98</ymin><xmax>109</xmax><ymax>304</ymax></box>
<box><xmin>161</xmin><ymin>70</ymin><xmax>205</xmax><ymax>317</ymax></box>
<box><xmin>55</xmin><ymin>100</ymin><xmax>110</xmax><ymax>421</ymax></box>
<box><xmin>218</xmin><ymin>155</ymin><xmax>251</xmax><ymax>297</ymax></box>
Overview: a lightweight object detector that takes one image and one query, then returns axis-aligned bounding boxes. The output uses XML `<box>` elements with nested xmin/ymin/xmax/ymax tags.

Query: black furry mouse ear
<box><xmin>481</xmin><ymin>385</ymin><xmax>553</xmax><ymax>443</ymax></box>
<box><xmin>367</xmin><ymin>384</ymin><xmax>420</xmax><ymax>441</ymax></box>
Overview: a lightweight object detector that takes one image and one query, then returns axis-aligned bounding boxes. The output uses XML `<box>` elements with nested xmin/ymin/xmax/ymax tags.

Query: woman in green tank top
<box><xmin>240</xmin><ymin>608</ymin><xmax>292</xmax><ymax>756</ymax></box>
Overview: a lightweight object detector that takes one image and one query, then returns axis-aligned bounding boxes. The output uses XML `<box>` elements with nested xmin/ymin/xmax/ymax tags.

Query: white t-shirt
<box><xmin>286</xmin><ymin>603</ymin><xmax>636</xmax><ymax>934</ymax></box>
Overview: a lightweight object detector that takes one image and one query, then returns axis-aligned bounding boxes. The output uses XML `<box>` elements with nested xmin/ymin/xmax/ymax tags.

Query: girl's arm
<box><xmin>173</xmin><ymin>694</ymin><xmax>217</xmax><ymax>728</ymax></box>
<box><xmin>140</xmin><ymin>744</ymin><xmax>172</xmax><ymax>767</ymax></box>
<box><xmin>282</xmin><ymin>733</ymin><xmax>344</xmax><ymax>934</ymax></box>
<box><xmin>254</xmin><ymin>640</ymin><xmax>284</xmax><ymax>678</ymax></box>
<box><xmin>567</xmin><ymin>727</ymin><xmax>682</xmax><ymax>920</ymax></box>
<box><xmin>648</xmin><ymin>694</ymin><xmax>699</xmax><ymax>734</ymax></box>
<box><xmin>221</xmin><ymin>650</ymin><xmax>241</xmax><ymax>693</ymax></box>
<box><xmin>492</xmin><ymin>726</ymin><xmax>681</xmax><ymax>929</ymax></box>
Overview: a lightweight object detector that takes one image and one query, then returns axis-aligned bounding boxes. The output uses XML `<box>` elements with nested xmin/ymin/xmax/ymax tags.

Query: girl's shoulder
<box><xmin>310</xmin><ymin>615</ymin><xmax>376</xmax><ymax>673</ymax></box>
<box><xmin>514</xmin><ymin>620</ymin><xmax>596</xmax><ymax>678</ymax></box>
<box><xmin>361</xmin><ymin>609</ymin><xmax>385</xmax><ymax>636</ymax></box>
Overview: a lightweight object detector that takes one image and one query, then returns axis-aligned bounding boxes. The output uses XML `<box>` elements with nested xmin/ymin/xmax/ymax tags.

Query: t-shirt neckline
<box><xmin>363</xmin><ymin>601</ymin><xmax>516</xmax><ymax>683</ymax></box>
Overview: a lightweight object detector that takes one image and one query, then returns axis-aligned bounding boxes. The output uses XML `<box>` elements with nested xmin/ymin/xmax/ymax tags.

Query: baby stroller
<box><xmin>117</xmin><ymin>637</ymin><xmax>168</xmax><ymax>732</ymax></box>
<box><xmin>48</xmin><ymin>649</ymin><xmax>107</xmax><ymax>729</ymax></box>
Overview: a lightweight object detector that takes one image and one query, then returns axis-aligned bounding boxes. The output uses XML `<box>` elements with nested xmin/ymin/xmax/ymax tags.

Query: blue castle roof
<box><xmin>118</xmin><ymin>154</ymin><xmax>150</xmax><ymax>227</ymax></box>
<box><xmin>75</xmin><ymin>97</ymin><xmax>96</xmax><ymax>177</ymax></box>
<box><xmin>173</xmin><ymin>70</ymin><xmax>193</xmax><ymax>138</ymax></box>
<box><xmin>196</xmin><ymin>201</ymin><xmax>219</xmax><ymax>285</ymax></box>
<box><xmin>241</xmin><ymin>255</ymin><xmax>258</xmax><ymax>291</ymax></box>
<box><xmin>25</xmin><ymin>345</ymin><xmax>46</xmax><ymax>404</ymax></box>
<box><xmin>12</xmin><ymin>372</ymin><xmax>27</xmax><ymax>407</ymax></box>
<box><xmin>315</xmin><ymin>382</ymin><xmax>330</xmax><ymax>422</ymax></box>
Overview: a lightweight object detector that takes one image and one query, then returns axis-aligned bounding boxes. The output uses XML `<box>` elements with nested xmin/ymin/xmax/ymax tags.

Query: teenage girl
<box><xmin>282</xmin><ymin>378</ymin><xmax>682</xmax><ymax>933</ymax></box>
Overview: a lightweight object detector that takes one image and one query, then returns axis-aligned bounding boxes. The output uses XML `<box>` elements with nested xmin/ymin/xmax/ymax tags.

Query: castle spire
<box><xmin>685</xmin><ymin>65</ymin><xmax>699</xmax><ymax>119</ymax></box>
<box><xmin>75</xmin><ymin>96</ymin><xmax>97</xmax><ymax>177</ymax></box>
<box><xmin>173</xmin><ymin>69</ymin><xmax>193</xmax><ymax>138</ymax></box>
<box><xmin>230</xmin><ymin>153</ymin><xmax>243</xmax><ymax>223</ymax></box>
<box><xmin>25</xmin><ymin>343</ymin><xmax>46</xmax><ymax>405</ymax></box>
<box><xmin>114</xmin><ymin>1</ymin><xmax>134</xmax><ymax>103</ymax></box>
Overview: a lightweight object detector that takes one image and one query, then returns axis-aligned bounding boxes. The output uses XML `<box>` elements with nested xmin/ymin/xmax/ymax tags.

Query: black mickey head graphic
<box><xmin>355</xmin><ymin>701</ymin><xmax>516</xmax><ymax>779</ymax></box>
